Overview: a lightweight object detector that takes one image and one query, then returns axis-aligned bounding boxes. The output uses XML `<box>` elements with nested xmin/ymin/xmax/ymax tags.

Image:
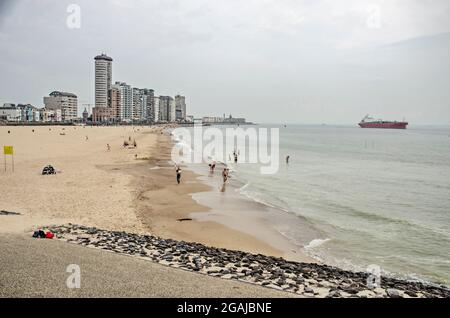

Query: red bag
<box><xmin>45</xmin><ymin>231</ymin><xmax>54</xmax><ymax>239</ymax></box>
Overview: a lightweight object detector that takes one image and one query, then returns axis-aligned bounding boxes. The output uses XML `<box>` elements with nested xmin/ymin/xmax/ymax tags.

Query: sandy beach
<box><xmin>0</xmin><ymin>125</ymin><xmax>303</xmax><ymax>259</ymax></box>
<box><xmin>1</xmin><ymin>125</ymin><xmax>448</xmax><ymax>299</ymax></box>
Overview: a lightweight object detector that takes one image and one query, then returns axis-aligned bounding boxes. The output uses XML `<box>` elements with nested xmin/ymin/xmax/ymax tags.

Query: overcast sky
<box><xmin>0</xmin><ymin>0</ymin><xmax>449</xmax><ymax>125</ymax></box>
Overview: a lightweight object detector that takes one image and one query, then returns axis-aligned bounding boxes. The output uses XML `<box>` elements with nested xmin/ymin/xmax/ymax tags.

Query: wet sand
<box><xmin>126</xmin><ymin>134</ymin><xmax>285</xmax><ymax>256</ymax></box>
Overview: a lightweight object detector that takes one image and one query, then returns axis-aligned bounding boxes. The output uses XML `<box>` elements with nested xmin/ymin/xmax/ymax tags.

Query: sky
<box><xmin>0</xmin><ymin>0</ymin><xmax>449</xmax><ymax>125</ymax></box>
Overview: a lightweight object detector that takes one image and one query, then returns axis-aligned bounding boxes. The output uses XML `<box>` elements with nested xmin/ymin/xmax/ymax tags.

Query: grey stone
<box><xmin>304</xmin><ymin>287</ymin><xmax>314</xmax><ymax>293</ymax></box>
<box><xmin>386</xmin><ymin>289</ymin><xmax>401</xmax><ymax>298</ymax></box>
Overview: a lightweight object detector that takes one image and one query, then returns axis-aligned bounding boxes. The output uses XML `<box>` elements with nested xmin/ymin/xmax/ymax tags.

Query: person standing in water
<box><xmin>176</xmin><ymin>166</ymin><xmax>182</xmax><ymax>184</ymax></box>
<box><xmin>222</xmin><ymin>168</ymin><xmax>228</xmax><ymax>183</ymax></box>
<box><xmin>286</xmin><ymin>155</ymin><xmax>290</xmax><ymax>164</ymax></box>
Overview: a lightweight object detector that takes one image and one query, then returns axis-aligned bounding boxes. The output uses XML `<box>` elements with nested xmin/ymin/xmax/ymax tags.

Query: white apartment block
<box><xmin>169</xmin><ymin>98</ymin><xmax>176</xmax><ymax>122</ymax></box>
<box><xmin>153</xmin><ymin>96</ymin><xmax>160</xmax><ymax>123</ymax></box>
<box><xmin>113</xmin><ymin>82</ymin><xmax>133</xmax><ymax>121</ymax></box>
<box><xmin>94</xmin><ymin>53</ymin><xmax>112</xmax><ymax>108</ymax></box>
<box><xmin>0</xmin><ymin>107</ymin><xmax>21</xmax><ymax>121</ymax></box>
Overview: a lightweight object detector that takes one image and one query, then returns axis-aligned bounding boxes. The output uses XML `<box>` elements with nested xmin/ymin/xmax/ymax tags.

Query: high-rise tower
<box><xmin>94</xmin><ymin>53</ymin><xmax>113</xmax><ymax>108</ymax></box>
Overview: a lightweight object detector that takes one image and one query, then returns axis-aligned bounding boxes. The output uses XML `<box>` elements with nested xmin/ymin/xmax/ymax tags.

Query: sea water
<box><xmin>181</xmin><ymin>124</ymin><xmax>450</xmax><ymax>284</ymax></box>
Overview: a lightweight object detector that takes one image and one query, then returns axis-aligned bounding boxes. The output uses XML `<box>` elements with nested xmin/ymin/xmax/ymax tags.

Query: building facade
<box><xmin>43</xmin><ymin>91</ymin><xmax>78</xmax><ymax>121</ymax></box>
<box><xmin>92</xmin><ymin>107</ymin><xmax>115</xmax><ymax>123</ymax></box>
<box><xmin>142</xmin><ymin>88</ymin><xmax>154</xmax><ymax>122</ymax></box>
<box><xmin>42</xmin><ymin>108</ymin><xmax>62</xmax><ymax>122</ymax></box>
<box><xmin>169</xmin><ymin>97</ymin><xmax>176</xmax><ymax>122</ymax></box>
<box><xmin>158</xmin><ymin>96</ymin><xmax>176</xmax><ymax>122</ymax></box>
<box><xmin>127</xmin><ymin>88</ymin><xmax>155</xmax><ymax>122</ymax></box>
<box><xmin>153</xmin><ymin>96</ymin><xmax>160</xmax><ymax>123</ymax></box>
<box><xmin>175</xmin><ymin>95</ymin><xmax>186</xmax><ymax>121</ymax></box>
<box><xmin>94</xmin><ymin>53</ymin><xmax>113</xmax><ymax>108</ymax></box>
<box><xmin>17</xmin><ymin>104</ymin><xmax>38</xmax><ymax>122</ymax></box>
<box><xmin>202</xmin><ymin>115</ymin><xmax>246</xmax><ymax>124</ymax></box>
<box><xmin>82</xmin><ymin>108</ymin><xmax>89</xmax><ymax>122</ymax></box>
<box><xmin>202</xmin><ymin>116</ymin><xmax>224</xmax><ymax>124</ymax></box>
<box><xmin>113</xmin><ymin>82</ymin><xmax>133</xmax><ymax>122</ymax></box>
<box><xmin>132</xmin><ymin>88</ymin><xmax>142</xmax><ymax>121</ymax></box>
<box><xmin>1</xmin><ymin>103</ymin><xmax>43</xmax><ymax>122</ymax></box>
<box><xmin>109</xmin><ymin>85</ymin><xmax>121</xmax><ymax>120</ymax></box>
<box><xmin>0</xmin><ymin>106</ymin><xmax>22</xmax><ymax>121</ymax></box>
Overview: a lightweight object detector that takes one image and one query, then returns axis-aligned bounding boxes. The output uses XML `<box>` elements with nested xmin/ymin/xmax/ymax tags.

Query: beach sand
<box><xmin>3</xmin><ymin>125</ymin><xmax>447</xmax><ymax>299</ymax></box>
<box><xmin>0</xmin><ymin>125</ymin><xmax>312</xmax><ymax>261</ymax></box>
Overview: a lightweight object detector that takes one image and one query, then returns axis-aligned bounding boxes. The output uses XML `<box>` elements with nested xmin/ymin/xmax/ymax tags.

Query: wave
<box><xmin>174</xmin><ymin>140</ymin><xmax>193</xmax><ymax>151</ymax></box>
<box><xmin>239</xmin><ymin>187</ymin><xmax>290</xmax><ymax>213</ymax></box>
<box><xmin>304</xmin><ymin>238</ymin><xmax>331</xmax><ymax>250</ymax></box>
<box><xmin>238</xmin><ymin>182</ymin><xmax>250</xmax><ymax>191</ymax></box>
<box><xmin>323</xmin><ymin>201</ymin><xmax>416</xmax><ymax>226</ymax></box>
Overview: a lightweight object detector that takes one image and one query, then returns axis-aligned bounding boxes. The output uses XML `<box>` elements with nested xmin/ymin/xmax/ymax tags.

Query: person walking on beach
<box><xmin>85</xmin><ymin>135</ymin><xmax>88</xmax><ymax>141</ymax></box>
<box><xmin>133</xmin><ymin>139</ymin><xmax>137</xmax><ymax>148</ymax></box>
<box><xmin>176</xmin><ymin>166</ymin><xmax>182</xmax><ymax>184</ymax></box>
<box><xmin>107</xmin><ymin>144</ymin><xmax>111</xmax><ymax>151</ymax></box>
<box><xmin>286</xmin><ymin>155</ymin><xmax>290</xmax><ymax>164</ymax></box>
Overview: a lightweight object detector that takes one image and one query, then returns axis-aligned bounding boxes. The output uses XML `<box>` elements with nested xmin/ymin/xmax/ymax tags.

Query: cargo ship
<box><xmin>359</xmin><ymin>115</ymin><xmax>408</xmax><ymax>129</ymax></box>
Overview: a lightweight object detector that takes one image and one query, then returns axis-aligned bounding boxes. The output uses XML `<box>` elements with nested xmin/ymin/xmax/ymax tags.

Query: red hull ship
<box><xmin>359</xmin><ymin>115</ymin><xmax>408</xmax><ymax>129</ymax></box>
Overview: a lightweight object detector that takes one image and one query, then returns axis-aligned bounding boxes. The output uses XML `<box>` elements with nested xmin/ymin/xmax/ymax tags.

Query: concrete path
<box><xmin>0</xmin><ymin>234</ymin><xmax>296</xmax><ymax>298</ymax></box>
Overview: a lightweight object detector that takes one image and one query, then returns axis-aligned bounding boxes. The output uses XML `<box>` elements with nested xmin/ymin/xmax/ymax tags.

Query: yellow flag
<box><xmin>3</xmin><ymin>146</ymin><xmax>13</xmax><ymax>155</ymax></box>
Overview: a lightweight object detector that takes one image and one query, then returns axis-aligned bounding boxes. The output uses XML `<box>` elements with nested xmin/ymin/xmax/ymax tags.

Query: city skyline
<box><xmin>0</xmin><ymin>1</ymin><xmax>450</xmax><ymax>125</ymax></box>
<box><xmin>93</xmin><ymin>52</ymin><xmax>187</xmax><ymax>123</ymax></box>
<box><xmin>0</xmin><ymin>51</ymin><xmax>190</xmax><ymax>124</ymax></box>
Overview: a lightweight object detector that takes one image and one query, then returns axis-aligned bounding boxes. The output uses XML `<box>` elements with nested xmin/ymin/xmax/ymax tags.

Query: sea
<box><xmin>174</xmin><ymin>124</ymin><xmax>450</xmax><ymax>285</ymax></box>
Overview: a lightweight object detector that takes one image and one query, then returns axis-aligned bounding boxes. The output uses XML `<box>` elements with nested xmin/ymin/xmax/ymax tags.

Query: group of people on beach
<box><xmin>174</xmin><ymin>161</ymin><xmax>230</xmax><ymax>187</ymax></box>
<box><xmin>230</xmin><ymin>150</ymin><xmax>239</xmax><ymax>163</ymax></box>
<box><xmin>122</xmin><ymin>136</ymin><xmax>137</xmax><ymax>148</ymax></box>
<box><xmin>208</xmin><ymin>159</ymin><xmax>231</xmax><ymax>184</ymax></box>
